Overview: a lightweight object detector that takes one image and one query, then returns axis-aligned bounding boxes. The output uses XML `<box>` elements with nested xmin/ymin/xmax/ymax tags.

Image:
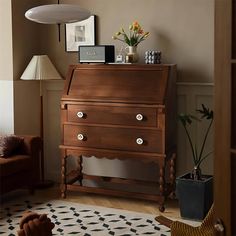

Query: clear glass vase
<box><xmin>125</xmin><ymin>46</ymin><xmax>139</xmax><ymax>63</ymax></box>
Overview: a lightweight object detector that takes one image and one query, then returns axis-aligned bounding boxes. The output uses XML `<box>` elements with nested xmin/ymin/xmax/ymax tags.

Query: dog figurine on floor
<box><xmin>17</xmin><ymin>211</ymin><xmax>54</xmax><ymax>236</ymax></box>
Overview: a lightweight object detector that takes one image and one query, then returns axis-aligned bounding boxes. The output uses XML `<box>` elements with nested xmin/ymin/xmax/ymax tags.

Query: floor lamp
<box><xmin>21</xmin><ymin>55</ymin><xmax>62</xmax><ymax>187</ymax></box>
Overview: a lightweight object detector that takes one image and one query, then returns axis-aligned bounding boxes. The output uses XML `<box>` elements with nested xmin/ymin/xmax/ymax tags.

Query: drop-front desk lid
<box><xmin>61</xmin><ymin>64</ymin><xmax>176</xmax><ymax>105</ymax></box>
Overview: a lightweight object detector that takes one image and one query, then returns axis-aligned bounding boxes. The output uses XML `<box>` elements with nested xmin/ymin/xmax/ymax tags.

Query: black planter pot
<box><xmin>176</xmin><ymin>173</ymin><xmax>213</xmax><ymax>221</ymax></box>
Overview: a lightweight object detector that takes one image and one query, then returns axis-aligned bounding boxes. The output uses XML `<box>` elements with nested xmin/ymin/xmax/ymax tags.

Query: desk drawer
<box><xmin>67</xmin><ymin>104</ymin><xmax>157</xmax><ymax>127</ymax></box>
<box><xmin>63</xmin><ymin>124</ymin><xmax>163</xmax><ymax>153</ymax></box>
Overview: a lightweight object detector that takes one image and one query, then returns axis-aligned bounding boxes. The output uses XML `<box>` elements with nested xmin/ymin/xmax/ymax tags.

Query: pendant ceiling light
<box><xmin>24</xmin><ymin>1</ymin><xmax>91</xmax><ymax>41</ymax></box>
<box><xmin>25</xmin><ymin>4</ymin><xmax>91</xmax><ymax>24</ymax></box>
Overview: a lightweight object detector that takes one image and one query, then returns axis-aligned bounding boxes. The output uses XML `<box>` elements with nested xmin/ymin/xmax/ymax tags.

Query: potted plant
<box><xmin>112</xmin><ymin>21</ymin><xmax>150</xmax><ymax>63</ymax></box>
<box><xmin>176</xmin><ymin>104</ymin><xmax>213</xmax><ymax>220</ymax></box>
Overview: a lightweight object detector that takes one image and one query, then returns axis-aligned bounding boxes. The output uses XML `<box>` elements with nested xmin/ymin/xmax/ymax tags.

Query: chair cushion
<box><xmin>0</xmin><ymin>135</ymin><xmax>24</xmax><ymax>157</ymax></box>
<box><xmin>0</xmin><ymin>155</ymin><xmax>31</xmax><ymax>176</ymax></box>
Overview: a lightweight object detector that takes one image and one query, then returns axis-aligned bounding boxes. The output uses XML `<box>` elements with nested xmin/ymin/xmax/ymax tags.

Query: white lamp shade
<box><xmin>25</xmin><ymin>4</ymin><xmax>91</xmax><ymax>24</ymax></box>
<box><xmin>21</xmin><ymin>55</ymin><xmax>62</xmax><ymax>81</ymax></box>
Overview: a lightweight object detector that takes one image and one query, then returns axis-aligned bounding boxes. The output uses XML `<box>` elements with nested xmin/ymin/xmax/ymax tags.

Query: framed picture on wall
<box><xmin>65</xmin><ymin>15</ymin><xmax>96</xmax><ymax>52</ymax></box>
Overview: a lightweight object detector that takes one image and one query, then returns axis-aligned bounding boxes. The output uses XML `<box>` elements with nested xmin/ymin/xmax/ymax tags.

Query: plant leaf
<box><xmin>178</xmin><ymin>114</ymin><xmax>200</xmax><ymax>126</ymax></box>
<box><xmin>196</xmin><ymin>104</ymin><xmax>213</xmax><ymax>120</ymax></box>
<box><xmin>179</xmin><ymin>104</ymin><xmax>214</xmax><ymax>169</ymax></box>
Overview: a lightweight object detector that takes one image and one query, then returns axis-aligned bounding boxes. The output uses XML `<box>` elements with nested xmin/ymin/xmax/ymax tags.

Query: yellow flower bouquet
<box><xmin>112</xmin><ymin>21</ymin><xmax>150</xmax><ymax>46</ymax></box>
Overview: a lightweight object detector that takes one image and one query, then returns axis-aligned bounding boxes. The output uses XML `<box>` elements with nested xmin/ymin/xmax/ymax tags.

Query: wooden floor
<box><xmin>1</xmin><ymin>184</ymin><xmax>181</xmax><ymax>220</ymax></box>
<box><xmin>32</xmin><ymin>184</ymin><xmax>181</xmax><ymax>220</ymax></box>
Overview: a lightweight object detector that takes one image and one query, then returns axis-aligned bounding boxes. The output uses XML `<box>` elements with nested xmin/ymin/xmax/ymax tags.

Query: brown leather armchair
<box><xmin>0</xmin><ymin>135</ymin><xmax>42</xmax><ymax>195</ymax></box>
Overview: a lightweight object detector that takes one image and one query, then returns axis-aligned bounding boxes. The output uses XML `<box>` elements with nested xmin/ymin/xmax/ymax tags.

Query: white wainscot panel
<box><xmin>43</xmin><ymin>80</ymin><xmax>64</xmax><ymax>182</ymax></box>
<box><xmin>43</xmin><ymin>81</ymin><xmax>214</xmax><ymax>183</ymax></box>
<box><xmin>177</xmin><ymin>82</ymin><xmax>214</xmax><ymax>176</ymax></box>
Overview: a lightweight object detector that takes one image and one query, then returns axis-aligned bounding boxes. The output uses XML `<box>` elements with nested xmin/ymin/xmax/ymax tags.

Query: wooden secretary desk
<box><xmin>60</xmin><ymin>64</ymin><xmax>176</xmax><ymax>211</ymax></box>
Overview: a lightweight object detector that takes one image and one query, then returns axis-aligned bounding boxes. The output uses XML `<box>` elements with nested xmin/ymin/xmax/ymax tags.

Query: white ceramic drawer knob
<box><xmin>136</xmin><ymin>114</ymin><xmax>144</xmax><ymax>121</ymax></box>
<box><xmin>136</xmin><ymin>138</ymin><xmax>144</xmax><ymax>145</ymax></box>
<box><xmin>77</xmin><ymin>111</ymin><xmax>84</xmax><ymax>118</ymax></box>
<box><xmin>77</xmin><ymin>134</ymin><xmax>85</xmax><ymax>141</ymax></box>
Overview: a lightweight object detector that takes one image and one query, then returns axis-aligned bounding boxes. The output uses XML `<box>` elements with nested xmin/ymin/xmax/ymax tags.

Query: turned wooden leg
<box><xmin>77</xmin><ymin>155</ymin><xmax>83</xmax><ymax>186</ymax></box>
<box><xmin>61</xmin><ymin>150</ymin><xmax>67</xmax><ymax>198</ymax></box>
<box><xmin>169</xmin><ymin>153</ymin><xmax>176</xmax><ymax>199</ymax></box>
<box><xmin>159</xmin><ymin>165</ymin><xmax>165</xmax><ymax>212</ymax></box>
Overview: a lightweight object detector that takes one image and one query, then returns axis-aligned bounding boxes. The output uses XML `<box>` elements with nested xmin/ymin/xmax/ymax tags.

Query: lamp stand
<box><xmin>36</xmin><ymin>82</ymin><xmax>54</xmax><ymax>188</ymax></box>
<box><xmin>20</xmin><ymin>55</ymin><xmax>62</xmax><ymax>188</ymax></box>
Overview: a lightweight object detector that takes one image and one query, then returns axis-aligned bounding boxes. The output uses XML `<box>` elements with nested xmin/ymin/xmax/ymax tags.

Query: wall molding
<box><xmin>177</xmin><ymin>82</ymin><xmax>214</xmax><ymax>86</ymax></box>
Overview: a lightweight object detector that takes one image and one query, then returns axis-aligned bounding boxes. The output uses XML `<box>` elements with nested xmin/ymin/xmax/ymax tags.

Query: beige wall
<box><xmin>12</xmin><ymin>0</ymin><xmax>41</xmax><ymax>81</ymax></box>
<box><xmin>11</xmin><ymin>0</ymin><xmax>42</xmax><ymax>135</ymax></box>
<box><xmin>0</xmin><ymin>1</ymin><xmax>41</xmax><ymax>135</ymax></box>
<box><xmin>11</xmin><ymin>0</ymin><xmax>214</xmax><ymax>84</ymax></box>
<box><xmin>40</xmin><ymin>0</ymin><xmax>214</xmax><ymax>83</ymax></box>
<box><xmin>4</xmin><ymin>0</ymin><xmax>214</xmax><ymax>83</ymax></box>
<box><xmin>0</xmin><ymin>0</ymin><xmax>13</xmax><ymax>81</ymax></box>
<box><xmin>0</xmin><ymin>1</ymin><xmax>14</xmax><ymax>133</ymax></box>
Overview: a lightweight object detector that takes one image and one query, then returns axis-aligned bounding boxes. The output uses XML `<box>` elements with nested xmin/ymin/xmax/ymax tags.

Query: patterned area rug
<box><xmin>0</xmin><ymin>199</ymin><xmax>171</xmax><ymax>236</ymax></box>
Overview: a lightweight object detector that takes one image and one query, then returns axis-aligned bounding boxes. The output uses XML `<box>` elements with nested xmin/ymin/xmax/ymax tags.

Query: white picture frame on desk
<box><xmin>65</xmin><ymin>15</ymin><xmax>96</xmax><ymax>52</ymax></box>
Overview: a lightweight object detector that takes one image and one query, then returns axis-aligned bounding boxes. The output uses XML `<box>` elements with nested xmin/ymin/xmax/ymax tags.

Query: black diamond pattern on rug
<box><xmin>0</xmin><ymin>199</ymin><xmax>171</xmax><ymax>235</ymax></box>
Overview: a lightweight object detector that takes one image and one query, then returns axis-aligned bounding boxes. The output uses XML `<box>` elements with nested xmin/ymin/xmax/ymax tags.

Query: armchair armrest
<box><xmin>20</xmin><ymin>135</ymin><xmax>42</xmax><ymax>155</ymax></box>
<box><xmin>19</xmin><ymin>135</ymin><xmax>42</xmax><ymax>184</ymax></box>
